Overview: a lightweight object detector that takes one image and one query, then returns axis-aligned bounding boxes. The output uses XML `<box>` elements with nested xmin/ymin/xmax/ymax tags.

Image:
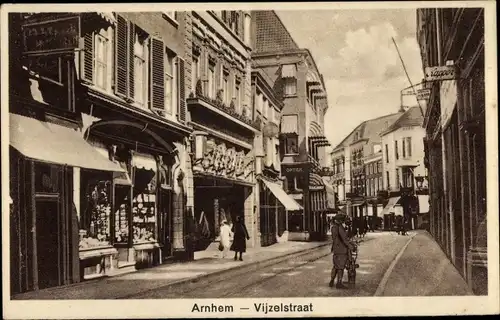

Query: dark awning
<box><xmin>10</xmin><ymin>113</ymin><xmax>125</xmax><ymax>172</ymax></box>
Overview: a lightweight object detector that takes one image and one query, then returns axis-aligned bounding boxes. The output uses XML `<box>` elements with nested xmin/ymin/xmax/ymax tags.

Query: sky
<box><xmin>275</xmin><ymin>9</ymin><xmax>424</xmax><ymax>148</ymax></box>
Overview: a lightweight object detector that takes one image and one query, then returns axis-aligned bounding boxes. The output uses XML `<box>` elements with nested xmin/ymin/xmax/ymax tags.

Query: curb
<box><xmin>119</xmin><ymin>242</ymin><xmax>331</xmax><ymax>298</ymax></box>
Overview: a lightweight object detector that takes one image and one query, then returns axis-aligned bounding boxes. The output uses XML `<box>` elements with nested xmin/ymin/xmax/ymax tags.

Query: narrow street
<box><xmin>131</xmin><ymin>232</ymin><xmax>412</xmax><ymax>298</ymax></box>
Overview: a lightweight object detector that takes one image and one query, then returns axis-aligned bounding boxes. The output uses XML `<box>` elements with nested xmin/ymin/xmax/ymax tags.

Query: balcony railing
<box><xmin>188</xmin><ymin>79</ymin><xmax>261</xmax><ymax>130</ymax></box>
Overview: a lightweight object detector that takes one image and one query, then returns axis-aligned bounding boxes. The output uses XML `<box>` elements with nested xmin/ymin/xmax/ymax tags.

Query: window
<box><xmin>406</xmin><ymin>137</ymin><xmax>412</xmax><ymax>157</ymax></box>
<box><xmin>234</xmin><ymin>80</ymin><xmax>241</xmax><ymax>109</ymax></box>
<box><xmin>133</xmin><ymin>32</ymin><xmax>148</xmax><ymax>107</ymax></box>
<box><xmin>402</xmin><ymin>139</ymin><xmax>406</xmax><ymax>158</ymax></box>
<box><xmin>270</xmin><ymin>105</ymin><xmax>275</xmax><ymax>122</ymax></box>
<box><xmin>165</xmin><ymin>50</ymin><xmax>175</xmax><ymax>114</ymax></box>
<box><xmin>403</xmin><ymin>167</ymin><xmax>414</xmax><ymax>188</ymax></box>
<box><xmin>94</xmin><ymin>34</ymin><xmax>108</xmax><ymax>89</ymax></box>
<box><xmin>208</xmin><ymin>62</ymin><xmax>215</xmax><ymax>98</ymax></box>
<box><xmin>284</xmin><ymin>77</ymin><xmax>297</xmax><ymax>96</ymax></box>
<box><xmin>385</xmin><ymin>144</ymin><xmax>389</xmax><ymax>163</ymax></box>
<box><xmin>386</xmin><ymin>171</ymin><xmax>390</xmax><ymax>189</ymax></box>
<box><xmin>223</xmin><ymin>71</ymin><xmax>230</xmax><ymax>105</ymax></box>
<box><xmin>296</xmin><ymin>176</ymin><xmax>305</xmax><ymax>190</ymax></box>
<box><xmin>377</xmin><ymin>161</ymin><xmax>382</xmax><ymax>173</ymax></box>
<box><xmin>163</xmin><ymin>11</ymin><xmax>177</xmax><ymax>21</ymax></box>
<box><xmin>396</xmin><ymin>168</ymin><xmax>400</xmax><ymax>188</ymax></box>
<box><xmin>367</xmin><ymin>178</ymin><xmax>371</xmax><ymax>197</ymax></box>
<box><xmin>192</xmin><ymin>55</ymin><xmax>200</xmax><ymax>92</ymax></box>
<box><xmin>263</xmin><ymin>99</ymin><xmax>269</xmax><ymax>118</ymax></box>
<box><xmin>256</xmin><ymin>92</ymin><xmax>263</xmax><ymax>114</ymax></box>
<box><xmin>284</xmin><ymin>135</ymin><xmax>299</xmax><ymax>154</ymax></box>
<box><xmin>395</xmin><ymin>141</ymin><xmax>399</xmax><ymax>160</ymax></box>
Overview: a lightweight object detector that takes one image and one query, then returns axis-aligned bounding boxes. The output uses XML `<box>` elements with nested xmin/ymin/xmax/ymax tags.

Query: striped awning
<box><xmin>309</xmin><ymin>173</ymin><xmax>325</xmax><ymax>190</ymax></box>
<box><xmin>281</xmin><ymin>64</ymin><xmax>297</xmax><ymax>78</ymax></box>
<box><xmin>281</xmin><ymin>115</ymin><xmax>298</xmax><ymax>134</ymax></box>
<box><xmin>310</xmin><ymin>190</ymin><xmax>328</xmax><ymax>213</ymax></box>
<box><xmin>380</xmin><ymin>197</ymin><xmax>401</xmax><ymax>216</ymax></box>
<box><xmin>133</xmin><ymin>152</ymin><xmax>157</xmax><ymax>172</ymax></box>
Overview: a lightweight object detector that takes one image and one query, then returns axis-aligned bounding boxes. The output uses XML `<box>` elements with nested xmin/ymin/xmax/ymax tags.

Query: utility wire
<box><xmin>391</xmin><ymin>37</ymin><xmax>425</xmax><ymax>118</ymax></box>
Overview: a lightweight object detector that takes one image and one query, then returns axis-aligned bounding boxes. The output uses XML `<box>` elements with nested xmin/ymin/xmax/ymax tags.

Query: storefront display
<box><xmin>132</xmin><ymin>192</ymin><xmax>157</xmax><ymax>243</ymax></box>
<box><xmin>79</xmin><ymin>174</ymin><xmax>113</xmax><ymax>250</ymax></box>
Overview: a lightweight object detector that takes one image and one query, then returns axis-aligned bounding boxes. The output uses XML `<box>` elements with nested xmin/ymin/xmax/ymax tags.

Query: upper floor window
<box><xmin>386</xmin><ymin>171</ymin><xmax>390</xmax><ymax>189</ymax></box>
<box><xmin>163</xmin><ymin>11</ymin><xmax>177</xmax><ymax>22</ymax></box>
<box><xmin>395</xmin><ymin>141</ymin><xmax>399</xmax><ymax>160</ymax></box>
<box><xmin>192</xmin><ymin>54</ymin><xmax>200</xmax><ymax>93</ymax></box>
<box><xmin>284</xmin><ymin>77</ymin><xmax>297</xmax><ymax>96</ymax></box>
<box><xmin>270</xmin><ymin>106</ymin><xmax>275</xmax><ymax>124</ymax></box>
<box><xmin>385</xmin><ymin>144</ymin><xmax>389</xmax><ymax>163</ymax></box>
<box><xmin>207</xmin><ymin>61</ymin><xmax>216</xmax><ymax>99</ymax></box>
<box><xmin>234</xmin><ymin>80</ymin><xmax>241</xmax><ymax>109</ymax></box>
<box><xmin>94</xmin><ymin>34</ymin><xmax>109</xmax><ymax>90</ymax></box>
<box><xmin>165</xmin><ymin>49</ymin><xmax>176</xmax><ymax>114</ymax></box>
<box><xmin>263</xmin><ymin>99</ymin><xmax>269</xmax><ymax>119</ymax></box>
<box><xmin>133</xmin><ymin>32</ymin><xmax>148</xmax><ymax>107</ymax></box>
<box><xmin>403</xmin><ymin>137</ymin><xmax>412</xmax><ymax>158</ymax></box>
<box><xmin>223</xmin><ymin>70</ymin><xmax>230</xmax><ymax>105</ymax></box>
<box><xmin>283</xmin><ymin>135</ymin><xmax>298</xmax><ymax>155</ymax></box>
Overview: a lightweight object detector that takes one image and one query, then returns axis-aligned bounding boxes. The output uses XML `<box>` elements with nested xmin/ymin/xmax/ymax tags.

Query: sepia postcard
<box><xmin>1</xmin><ymin>1</ymin><xmax>498</xmax><ymax>318</ymax></box>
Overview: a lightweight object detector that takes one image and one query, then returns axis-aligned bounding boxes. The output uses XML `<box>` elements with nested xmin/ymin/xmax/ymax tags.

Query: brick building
<box><xmin>251</xmin><ymin>11</ymin><xmax>335</xmax><ymax>242</ymax></box>
<box><xmin>416</xmin><ymin>8</ymin><xmax>487</xmax><ymax>295</ymax></box>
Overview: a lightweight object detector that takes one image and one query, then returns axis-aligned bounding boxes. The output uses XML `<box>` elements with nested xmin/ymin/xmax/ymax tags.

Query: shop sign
<box><xmin>22</xmin><ymin>15</ymin><xmax>81</xmax><ymax>56</ymax></box>
<box><xmin>309</xmin><ymin>185</ymin><xmax>325</xmax><ymax>191</ymax></box>
<box><xmin>440</xmin><ymin>79</ymin><xmax>458</xmax><ymax>129</ymax></box>
<box><xmin>424</xmin><ymin>66</ymin><xmax>458</xmax><ymax>82</ymax></box>
<box><xmin>416</xmin><ymin>89</ymin><xmax>431</xmax><ymax>101</ymax></box>
<box><xmin>317</xmin><ymin>167</ymin><xmax>334</xmax><ymax>176</ymax></box>
<box><xmin>282</xmin><ymin>163</ymin><xmax>310</xmax><ymax>176</ymax></box>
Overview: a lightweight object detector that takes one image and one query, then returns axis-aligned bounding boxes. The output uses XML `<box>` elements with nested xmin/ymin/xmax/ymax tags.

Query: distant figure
<box><xmin>330</xmin><ymin>214</ymin><xmax>354</xmax><ymax>289</ymax></box>
<box><xmin>231</xmin><ymin>216</ymin><xmax>250</xmax><ymax>261</ymax></box>
<box><xmin>219</xmin><ymin>220</ymin><xmax>232</xmax><ymax>258</ymax></box>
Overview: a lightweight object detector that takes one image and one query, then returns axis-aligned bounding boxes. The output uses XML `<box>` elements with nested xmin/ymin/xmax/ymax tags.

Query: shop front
<box><xmin>258</xmin><ymin>176</ymin><xmax>303</xmax><ymax>246</ymax></box>
<box><xmin>380</xmin><ymin>196</ymin><xmax>401</xmax><ymax>231</ymax></box>
<box><xmin>81</xmin><ymin>117</ymin><xmax>187</xmax><ymax>275</ymax></box>
<box><xmin>9</xmin><ymin>113</ymin><xmax>125</xmax><ymax>294</ymax></box>
<box><xmin>190</xmin><ymin>133</ymin><xmax>256</xmax><ymax>250</ymax></box>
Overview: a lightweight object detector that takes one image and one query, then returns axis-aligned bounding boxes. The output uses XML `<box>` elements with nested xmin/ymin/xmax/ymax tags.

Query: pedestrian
<box><xmin>330</xmin><ymin>213</ymin><xmax>355</xmax><ymax>289</ymax></box>
<box><xmin>219</xmin><ymin>220</ymin><xmax>232</xmax><ymax>258</ymax></box>
<box><xmin>230</xmin><ymin>216</ymin><xmax>250</xmax><ymax>261</ymax></box>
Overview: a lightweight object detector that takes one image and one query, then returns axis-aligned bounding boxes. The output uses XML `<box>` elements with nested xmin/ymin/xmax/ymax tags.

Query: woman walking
<box><xmin>231</xmin><ymin>216</ymin><xmax>250</xmax><ymax>261</ymax></box>
<box><xmin>219</xmin><ymin>220</ymin><xmax>232</xmax><ymax>258</ymax></box>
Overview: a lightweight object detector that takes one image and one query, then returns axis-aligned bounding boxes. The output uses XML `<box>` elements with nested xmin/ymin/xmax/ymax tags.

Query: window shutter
<box><xmin>81</xmin><ymin>32</ymin><xmax>94</xmax><ymax>83</ymax></box>
<box><xmin>149</xmin><ymin>36</ymin><xmax>165</xmax><ymax>114</ymax></box>
<box><xmin>115</xmin><ymin>15</ymin><xmax>128</xmax><ymax>97</ymax></box>
<box><xmin>176</xmin><ymin>57</ymin><xmax>186</xmax><ymax>123</ymax></box>
<box><xmin>128</xmin><ymin>22</ymin><xmax>135</xmax><ymax>100</ymax></box>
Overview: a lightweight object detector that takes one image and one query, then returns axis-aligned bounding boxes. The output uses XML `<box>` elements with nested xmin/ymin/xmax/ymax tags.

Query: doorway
<box><xmin>158</xmin><ymin>189</ymin><xmax>173</xmax><ymax>260</ymax></box>
<box><xmin>35</xmin><ymin>197</ymin><xmax>61</xmax><ymax>289</ymax></box>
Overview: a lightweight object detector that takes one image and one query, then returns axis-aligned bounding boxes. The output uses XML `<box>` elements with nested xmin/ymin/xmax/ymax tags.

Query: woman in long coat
<box><xmin>230</xmin><ymin>216</ymin><xmax>250</xmax><ymax>261</ymax></box>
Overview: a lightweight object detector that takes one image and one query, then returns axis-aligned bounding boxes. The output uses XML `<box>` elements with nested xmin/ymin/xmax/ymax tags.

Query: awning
<box><xmin>260</xmin><ymin>178</ymin><xmax>303</xmax><ymax>211</ymax></box>
<box><xmin>133</xmin><ymin>152</ymin><xmax>157</xmax><ymax>172</ymax></box>
<box><xmin>281</xmin><ymin>64</ymin><xmax>297</xmax><ymax>78</ymax></box>
<box><xmin>114</xmin><ymin>163</ymin><xmax>132</xmax><ymax>186</ymax></box>
<box><xmin>97</xmin><ymin>12</ymin><xmax>117</xmax><ymax>25</ymax></box>
<box><xmin>280</xmin><ymin>115</ymin><xmax>298</xmax><ymax>134</ymax></box>
<box><xmin>418</xmin><ymin>195</ymin><xmax>430</xmax><ymax>213</ymax></box>
<box><xmin>310</xmin><ymin>189</ymin><xmax>327</xmax><ymax>213</ymax></box>
<box><xmin>380</xmin><ymin>197</ymin><xmax>401</xmax><ymax>216</ymax></box>
<box><xmin>10</xmin><ymin>114</ymin><xmax>125</xmax><ymax>172</ymax></box>
<box><xmin>309</xmin><ymin>173</ymin><xmax>325</xmax><ymax>190</ymax></box>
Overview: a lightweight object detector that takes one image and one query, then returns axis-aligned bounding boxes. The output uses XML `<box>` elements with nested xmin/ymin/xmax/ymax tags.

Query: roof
<box><xmin>381</xmin><ymin>106</ymin><xmax>424</xmax><ymax>136</ymax></box>
<box><xmin>332</xmin><ymin>112</ymin><xmax>403</xmax><ymax>151</ymax></box>
<box><xmin>252</xmin><ymin>11</ymin><xmax>300</xmax><ymax>54</ymax></box>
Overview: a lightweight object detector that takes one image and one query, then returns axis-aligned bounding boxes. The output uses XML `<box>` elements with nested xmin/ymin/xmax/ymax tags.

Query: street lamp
<box><xmin>415</xmin><ymin>174</ymin><xmax>425</xmax><ymax>190</ymax></box>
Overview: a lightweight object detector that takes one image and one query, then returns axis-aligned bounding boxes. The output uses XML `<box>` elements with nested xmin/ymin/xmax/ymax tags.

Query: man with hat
<box><xmin>329</xmin><ymin>213</ymin><xmax>355</xmax><ymax>289</ymax></box>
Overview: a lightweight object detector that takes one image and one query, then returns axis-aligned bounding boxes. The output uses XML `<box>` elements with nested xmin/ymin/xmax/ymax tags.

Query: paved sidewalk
<box><xmin>380</xmin><ymin>230</ymin><xmax>473</xmax><ymax>296</ymax></box>
<box><xmin>12</xmin><ymin>240</ymin><xmax>329</xmax><ymax>300</ymax></box>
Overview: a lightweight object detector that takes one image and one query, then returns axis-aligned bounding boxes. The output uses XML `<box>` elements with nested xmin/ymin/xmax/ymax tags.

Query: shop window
<box><xmin>132</xmin><ymin>166</ymin><xmax>158</xmax><ymax>244</ymax></box>
<box><xmin>114</xmin><ymin>184</ymin><xmax>130</xmax><ymax>243</ymax></box>
<box><xmin>35</xmin><ymin>163</ymin><xmax>60</xmax><ymax>193</ymax></box>
<box><xmin>288</xmin><ymin>211</ymin><xmax>304</xmax><ymax>232</ymax></box>
<box><xmin>80</xmin><ymin>171</ymin><xmax>113</xmax><ymax>249</ymax></box>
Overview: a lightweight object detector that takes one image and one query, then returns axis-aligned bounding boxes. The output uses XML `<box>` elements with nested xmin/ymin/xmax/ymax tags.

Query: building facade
<box><xmin>331</xmin><ymin>113</ymin><xmax>402</xmax><ymax>226</ymax></box>
<box><xmin>251</xmin><ymin>11</ymin><xmax>335</xmax><ymax>242</ymax></box>
<box><xmin>251</xmin><ymin>69</ymin><xmax>303</xmax><ymax>247</ymax></box>
<box><xmin>9</xmin><ymin>11</ymin><xmax>194</xmax><ymax>295</ymax></box>
<box><xmin>187</xmin><ymin>10</ymin><xmax>261</xmax><ymax>249</ymax></box>
<box><xmin>416</xmin><ymin>8</ymin><xmax>487</xmax><ymax>295</ymax></box>
<box><xmin>379</xmin><ymin>107</ymin><xmax>429</xmax><ymax>231</ymax></box>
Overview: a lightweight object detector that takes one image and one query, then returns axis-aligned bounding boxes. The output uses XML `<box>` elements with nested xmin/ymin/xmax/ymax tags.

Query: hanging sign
<box><xmin>416</xmin><ymin>89</ymin><xmax>431</xmax><ymax>101</ymax></box>
<box><xmin>440</xmin><ymin>79</ymin><xmax>458</xmax><ymax>129</ymax></box>
<box><xmin>22</xmin><ymin>15</ymin><xmax>81</xmax><ymax>56</ymax></box>
<box><xmin>424</xmin><ymin>66</ymin><xmax>458</xmax><ymax>82</ymax></box>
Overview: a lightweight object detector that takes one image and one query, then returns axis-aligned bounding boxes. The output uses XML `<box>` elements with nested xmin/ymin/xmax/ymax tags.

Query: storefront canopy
<box><xmin>322</xmin><ymin>177</ymin><xmax>336</xmax><ymax>210</ymax></box>
<box><xmin>261</xmin><ymin>178</ymin><xmax>303</xmax><ymax>211</ymax></box>
<box><xmin>380</xmin><ymin>197</ymin><xmax>401</xmax><ymax>216</ymax></box>
<box><xmin>10</xmin><ymin>114</ymin><xmax>125</xmax><ymax>173</ymax></box>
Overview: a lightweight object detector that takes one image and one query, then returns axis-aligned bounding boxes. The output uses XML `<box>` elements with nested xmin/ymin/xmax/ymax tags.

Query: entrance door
<box><xmin>159</xmin><ymin>189</ymin><xmax>173</xmax><ymax>259</ymax></box>
<box><xmin>35</xmin><ymin>197</ymin><xmax>61</xmax><ymax>289</ymax></box>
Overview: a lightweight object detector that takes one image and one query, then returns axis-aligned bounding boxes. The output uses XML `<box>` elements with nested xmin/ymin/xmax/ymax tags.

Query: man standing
<box><xmin>330</xmin><ymin>213</ymin><xmax>355</xmax><ymax>289</ymax></box>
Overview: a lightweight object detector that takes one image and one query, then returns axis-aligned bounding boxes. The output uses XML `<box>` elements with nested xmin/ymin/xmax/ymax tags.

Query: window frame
<box><xmin>94</xmin><ymin>33</ymin><xmax>109</xmax><ymax>90</ymax></box>
<box><xmin>284</xmin><ymin>77</ymin><xmax>297</xmax><ymax>96</ymax></box>
<box><xmin>164</xmin><ymin>49</ymin><xmax>176</xmax><ymax>115</ymax></box>
<box><xmin>133</xmin><ymin>31</ymin><xmax>148</xmax><ymax>108</ymax></box>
